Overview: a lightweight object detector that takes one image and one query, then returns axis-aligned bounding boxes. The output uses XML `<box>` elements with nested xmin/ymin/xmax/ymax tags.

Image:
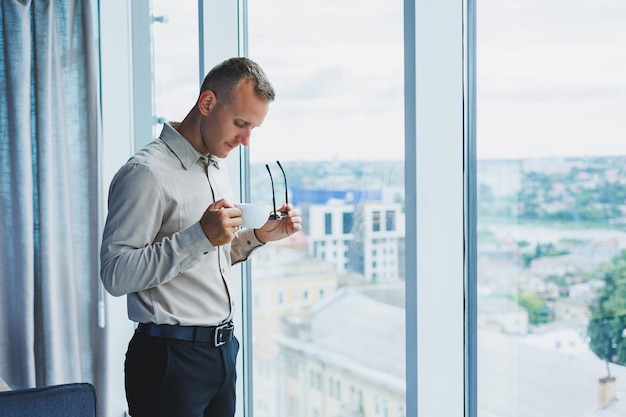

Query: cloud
<box><xmin>278</xmin><ymin>67</ymin><xmax>348</xmax><ymax>99</ymax></box>
<box><xmin>477</xmin><ymin>0</ymin><xmax>626</xmax><ymax>159</ymax></box>
<box><xmin>246</xmin><ymin>0</ymin><xmax>404</xmax><ymax>161</ymax></box>
<box><xmin>150</xmin><ymin>0</ymin><xmax>625</xmax><ymax>162</ymax></box>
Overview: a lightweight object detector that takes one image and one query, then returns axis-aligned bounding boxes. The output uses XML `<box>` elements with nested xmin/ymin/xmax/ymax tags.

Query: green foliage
<box><xmin>521</xmin><ymin>243</ymin><xmax>571</xmax><ymax>268</ymax></box>
<box><xmin>587</xmin><ymin>249</ymin><xmax>626</xmax><ymax>372</ymax></box>
<box><xmin>522</xmin><ymin>253</ymin><xmax>534</xmax><ymax>268</ymax></box>
<box><xmin>543</xmin><ymin>248</ymin><xmax>570</xmax><ymax>257</ymax></box>
<box><xmin>546</xmin><ymin>274</ymin><xmax>567</xmax><ymax>288</ymax></box>
<box><xmin>559</xmin><ymin>237</ymin><xmax>586</xmax><ymax>245</ymax></box>
<box><xmin>517</xmin><ymin>291</ymin><xmax>553</xmax><ymax>325</ymax></box>
<box><xmin>480</xmin><ymin>160</ymin><xmax>626</xmax><ymax>227</ymax></box>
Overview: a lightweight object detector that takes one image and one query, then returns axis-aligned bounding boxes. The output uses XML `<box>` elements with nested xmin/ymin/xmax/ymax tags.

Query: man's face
<box><xmin>198</xmin><ymin>79</ymin><xmax>270</xmax><ymax>158</ymax></box>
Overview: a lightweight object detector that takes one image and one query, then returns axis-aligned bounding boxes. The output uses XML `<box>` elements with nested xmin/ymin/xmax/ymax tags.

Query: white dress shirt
<box><xmin>100</xmin><ymin>123</ymin><xmax>264</xmax><ymax>326</ymax></box>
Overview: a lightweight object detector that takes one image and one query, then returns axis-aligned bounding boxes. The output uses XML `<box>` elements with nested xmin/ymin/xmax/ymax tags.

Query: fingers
<box><xmin>278</xmin><ymin>203</ymin><xmax>294</xmax><ymax>214</ymax></box>
<box><xmin>255</xmin><ymin>205</ymin><xmax>302</xmax><ymax>243</ymax></box>
<box><xmin>286</xmin><ymin>212</ymin><xmax>303</xmax><ymax>233</ymax></box>
<box><xmin>282</xmin><ymin>205</ymin><xmax>302</xmax><ymax>227</ymax></box>
<box><xmin>275</xmin><ymin>204</ymin><xmax>302</xmax><ymax>221</ymax></box>
<box><xmin>200</xmin><ymin>204</ymin><xmax>244</xmax><ymax>246</ymax></box>
<box><xmin>210</xmin><ymin>198</ymin><xmax>235</xmax><ymax>210</ymax></box>
<box><xmin>201</xmin><ymin>201</ymin><xmax>303</xmax><ymax>246</ymax></box>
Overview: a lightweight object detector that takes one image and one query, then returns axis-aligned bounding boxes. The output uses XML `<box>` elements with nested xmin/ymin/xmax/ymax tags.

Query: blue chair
<box><xmin>0</xmin><ymin>382</ymin><xmax>96</xmax><ymax>417</ymax></box>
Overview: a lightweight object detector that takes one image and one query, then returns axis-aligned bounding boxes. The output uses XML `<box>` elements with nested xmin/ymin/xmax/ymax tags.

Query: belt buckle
<box><xmin>214</xmin><ymin>322</ymin><xmax>234</xmax><ymax>347</ymax></box>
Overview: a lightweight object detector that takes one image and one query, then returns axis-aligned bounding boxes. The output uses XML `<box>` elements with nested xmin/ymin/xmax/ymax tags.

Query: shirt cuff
<box><xmin>241</xmin><ymin>228</ymin><xmax>265</xmax><ymax>248</ymax></box>
<box><xmin>180</xmin><ymin>221</ymin><xmax>217</xmax><ymax>255</ymax></box>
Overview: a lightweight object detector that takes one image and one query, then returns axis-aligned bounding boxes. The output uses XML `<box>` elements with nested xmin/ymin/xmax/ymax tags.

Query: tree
<box><xmin>587</xmin><ymin>249</ymin><xmax>626</xmax><ymax>376</ymax></box>
<box><xmin>517</xmin><ymin>291</ymin><xmax>552</xmax><ymax>325</ymax></box>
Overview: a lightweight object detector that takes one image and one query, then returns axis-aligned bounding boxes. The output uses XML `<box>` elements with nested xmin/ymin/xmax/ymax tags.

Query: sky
<box><xmin>150</xmin><ymin>0</ymin><xmax>626</xmax><ymax>162</ymax></box>
<box><xmin>477</xmin><ymin>0</ymin><xmax>626</xmax><ymax>160</ymax></box>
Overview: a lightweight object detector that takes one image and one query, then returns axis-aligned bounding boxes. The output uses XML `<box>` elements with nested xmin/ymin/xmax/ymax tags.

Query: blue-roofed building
<box><xmin>291</xmin><ymin>187</ymin><xmax>383</xmax><ymax>207</ymax></box>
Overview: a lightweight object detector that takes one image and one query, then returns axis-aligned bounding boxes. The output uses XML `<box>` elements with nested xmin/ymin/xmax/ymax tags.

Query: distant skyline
<box><xmin>151</xmin><ymin>0</ymin><xmax>626</xmax><ymax>162</ymax></box>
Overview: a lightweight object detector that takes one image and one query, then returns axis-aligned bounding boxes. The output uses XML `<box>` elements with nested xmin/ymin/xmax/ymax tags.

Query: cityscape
<box><xmin>145</xmin><ymin>1</ymin><xmax>626</xmax><ymax>413</ymax></box>
<box><xmin>247</xmin><ymin>156</ymin><xmax>626</xmax><ymax>417</ymax></box>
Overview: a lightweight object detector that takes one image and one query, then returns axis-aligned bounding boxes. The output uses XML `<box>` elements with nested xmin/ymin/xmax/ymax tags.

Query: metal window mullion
<box><xmin>405</xmin><ymin>0</ymin><xmax>467</xmax><ymax>416</ymax></box>
<box><xmin>464</xmin><ymin>0</ymin><xmax>478</xmax><ymax>415</ymax></box>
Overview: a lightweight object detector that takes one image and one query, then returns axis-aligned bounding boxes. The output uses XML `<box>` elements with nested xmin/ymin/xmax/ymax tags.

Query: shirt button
<box><xmin>203</xmin><ymin>252</ymin><xmax>208</xmax><ymax>255</ymax></box>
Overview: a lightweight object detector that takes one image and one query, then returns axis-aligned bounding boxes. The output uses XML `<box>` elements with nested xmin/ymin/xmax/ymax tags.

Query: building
<box><xmin>251</xmin><ymin>236</ymin><xmax>367</xmax><ymax>416</ymax></box>
<box><xmin>252</xmin><ymin>240</ymin><xmax>339</xmax><ymax>316</ymax></box>
<box><xmin>273</xmin><ymin>285</ymin><xmax>406</xmax><ymax>417</ymax></box>
<box><xmin>260</xmin><ymin>283</ymin><xmax>626</xmax><ymax>417</ymax></box>
<box><xmin>478</xmin><ymin>296</ymin><xmax>529</xmax><ymax>335</ymax></box>
<box><xmin>304</xmin><ymin>200</ymin><xmax>405</xmax><ymax>283</ymax></box>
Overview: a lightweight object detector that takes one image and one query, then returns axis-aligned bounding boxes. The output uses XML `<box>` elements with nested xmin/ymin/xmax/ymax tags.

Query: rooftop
<box><xmin>276</xmin><ymin>284</ymin><xmax>626</xmax><ymax>415</ymax></box>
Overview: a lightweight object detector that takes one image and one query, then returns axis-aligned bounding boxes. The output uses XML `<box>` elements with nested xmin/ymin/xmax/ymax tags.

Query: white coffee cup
<box><xmin>234</xmin><ymin>203</ymin><xmax>272</xmax><ymax>228</ymax></box>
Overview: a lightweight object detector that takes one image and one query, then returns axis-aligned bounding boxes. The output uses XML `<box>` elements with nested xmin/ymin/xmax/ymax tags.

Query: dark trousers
<box><xmin>124</xmin><ymin>331</ymin><xmax>239</xmax><ymax>417</ymax></box>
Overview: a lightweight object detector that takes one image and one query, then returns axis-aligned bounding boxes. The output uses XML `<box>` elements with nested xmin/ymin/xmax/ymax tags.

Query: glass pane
<box><xmin>477</xmin><ymin>1</ymin><xmax>626</xmax><ymax>416</ymax></box>
<box><xmin>248</xmin><ymin>1</ymin><xmax>406</xmax><ymax>416</ymax></box>
<box><xmin>150</xmin><ymin>0</ymin><xmax>199</xmax><ymax>133</ymax></box>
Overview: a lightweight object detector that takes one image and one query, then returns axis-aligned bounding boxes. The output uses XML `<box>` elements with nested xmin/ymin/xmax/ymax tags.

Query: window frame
<box><xmin>404</xmin><ymin>0</ymin><xmax>472</xmax><ymax>416</ymax></box>
<box><xmin>99</xmin><ymin>0</ymin><xmax>475</xmax><ymax>415</ymax></box>
<box><xmin>98</xmin><ymin>1</ymin><xmax>139</xmax><ymax>416</ymax></box>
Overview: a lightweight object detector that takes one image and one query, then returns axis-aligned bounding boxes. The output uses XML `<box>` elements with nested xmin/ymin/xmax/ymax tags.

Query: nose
<box><xmin>237</xmin><ymin>127</ymin><xmax>252</xmax><ymax>146</ymax></box>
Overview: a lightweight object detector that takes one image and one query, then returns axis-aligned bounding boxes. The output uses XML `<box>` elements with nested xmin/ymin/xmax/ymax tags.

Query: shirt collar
<box><xmin>160</xmin><ymin>123</ymin><xmax>221</xmax><ymax>170</ymax></box>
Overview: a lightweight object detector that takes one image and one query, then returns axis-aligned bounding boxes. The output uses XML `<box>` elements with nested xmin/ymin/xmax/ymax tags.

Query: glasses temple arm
<box><xmin>266</xmin><ymin>164</ymin><xmax>279</xmax><ymax>218</ymax></box>
<box><xmin>276</xmin><ymin>160</ymin><xmax>288</xmax><ymax>207</ymax></box>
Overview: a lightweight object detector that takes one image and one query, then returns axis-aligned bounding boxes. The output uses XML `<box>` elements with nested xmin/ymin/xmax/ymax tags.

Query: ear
<box><xmin>197</xmin><ymin>90</ymin><xmax>216</xmax><ymax>115</ymax></box>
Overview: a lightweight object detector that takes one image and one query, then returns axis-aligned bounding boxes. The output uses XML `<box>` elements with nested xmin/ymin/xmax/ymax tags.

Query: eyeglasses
<box><xmin>265</xmin><ymin>161</ymin><xmax>288</xmax><ymax>220</ymax></box>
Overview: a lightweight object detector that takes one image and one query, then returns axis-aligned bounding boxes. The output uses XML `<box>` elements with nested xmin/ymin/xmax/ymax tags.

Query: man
<box><xmin>100</xmin><ymin>57</ymin><xmax>301</xmax><ymax>417</ymax></box>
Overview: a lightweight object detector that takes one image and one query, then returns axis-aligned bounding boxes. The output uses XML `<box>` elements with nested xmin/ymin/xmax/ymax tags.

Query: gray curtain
<box><xmin>0</xmin><ymin>0</ymin><xmax>103</xmax><ymax>404</ymax></box>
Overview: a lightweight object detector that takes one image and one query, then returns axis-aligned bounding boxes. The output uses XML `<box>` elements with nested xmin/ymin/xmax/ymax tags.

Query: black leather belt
<box><xmin>136</xmin><ymin>321</ymin><xmax>234</xmax><ymax>347</ymax></box>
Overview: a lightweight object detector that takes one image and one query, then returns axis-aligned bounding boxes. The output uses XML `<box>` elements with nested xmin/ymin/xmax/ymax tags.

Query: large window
<box><xmin>105</xmin><ymin>1</ymin><xmax>467</xmax><ymax>416</ymax></box>
<box><xmin>111</xmin><ymin>0</ymin><xmax>626</xmax><ymax>416</ymax></box>
<box><xmin>476</xmin><ymin>1</ymin><xmax>626</xmax><ymax>416</ymax></box>
<box><xmin>247</xmin><ymin>1</ymin><xmax>406</xmax><ymax>416</ymax></box>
